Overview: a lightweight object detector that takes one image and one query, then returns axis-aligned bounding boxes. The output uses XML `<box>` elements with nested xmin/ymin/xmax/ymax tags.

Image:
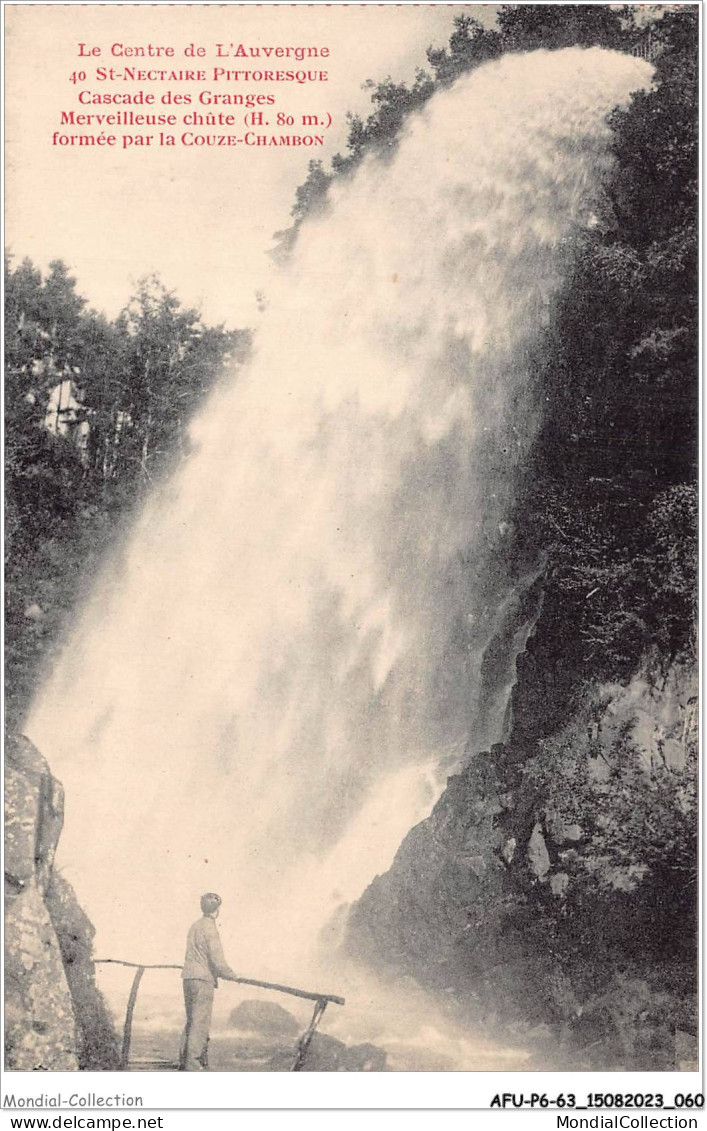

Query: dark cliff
<box><xmin>345</xmin><ymin>626</ymin><xmax>698</xmax><ymax>1069</ymax></box>
<box><xmin>345</xmin><ymin>8</ymin><xmax>698</xmax><ymax>1071</ymax></box>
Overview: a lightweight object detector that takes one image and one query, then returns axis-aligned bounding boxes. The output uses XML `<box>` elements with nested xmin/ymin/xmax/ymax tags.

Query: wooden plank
<box><xmin>96</xmin><ymin>959</ymin><xmax>345</xmax><ymax>1006</ymax></box>
<box><xmin>235</xmin><ymin>976</ymin><xmax>344</xmax><ymax>1007</ymax></box>
<box><xmin>97</xmin><ymin>960</ymin><xmax>181</xmax><ymax>970</ymax></box>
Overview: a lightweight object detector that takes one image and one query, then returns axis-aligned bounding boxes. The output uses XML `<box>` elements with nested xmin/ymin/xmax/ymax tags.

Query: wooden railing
<box><xmin>95</xmin><ymin>959</ymin><xmax>345</xmax><ymax>1072</ymax></box>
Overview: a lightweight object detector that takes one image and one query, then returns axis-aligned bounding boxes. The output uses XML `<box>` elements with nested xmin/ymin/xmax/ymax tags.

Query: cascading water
<box><xmin>27</xmin><ymin>48</ymin><xmax>650</xmax><ymax>1062</ymax></box>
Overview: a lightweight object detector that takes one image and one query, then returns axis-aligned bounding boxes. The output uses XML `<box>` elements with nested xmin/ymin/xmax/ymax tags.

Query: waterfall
<box><xmin>27</xmin><ymin>47</ymin><xmax>651</xmax><ymax>983</ymax></box>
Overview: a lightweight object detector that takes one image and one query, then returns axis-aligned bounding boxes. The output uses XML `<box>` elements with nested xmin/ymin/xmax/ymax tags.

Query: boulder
<box><xmin>229</xmin><ymin>998</ymin><xmax>300</xmax><ymax>1037</ymax></box>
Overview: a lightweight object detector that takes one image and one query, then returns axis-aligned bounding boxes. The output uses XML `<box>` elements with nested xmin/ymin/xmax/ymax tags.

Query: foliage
<box><xmin>498</xmin><ymin>696</ymin><xmax>698</xmax><ymax>1064</ymax></box>
<box><xmin>332</xmin><ymin>69</ymin><xmax>436</xmax><ymax>172</ymax></box>
<box><xmin>496</xmin><ymin>4</ymin><xmax>630</xmax><ymax>53</ymax></box>
<box><xmin>308</xmin><ymin>5</ymin><xmax>698</xmax><ymax>1063</ymax></box>
<box><xmin>427</xmin><ymin>15</ymin><xmax>502</xmax><ymax>86</ymax></box>
<box><xmin>4</xmin><ymin>255</ymin><xmax>249</xmax><ymax>727</ymax></box>
<box><xmin>521</xmin><ymin>705</ymin><xmax>697</xmax><ymax>909</ymax></box>
<box><xmin>608</xmin><ymin>9</ymin><xmax>698</xmax><ymax>248</ymax></box>
<box><xmin>6</xmin><ymin>7</ymin><xmax>699</xmax><ymax>1064</ymax></box>
<box><xmin>515</xmin><ymin>479</ymin><xmax>697</xmax><ymax>684</ymax></box>
<box><xmin>274</xmin><ymin>4</ymin><xmax>648</xmax><ymax>248</ymax></box>
<box><xmin>272</xmin><ymin>70</ymin><xmax>435</xmax><ymax>253</ymax></box>
<box><xmin>510</xmin><ymin>4</ymin><xmax>698</xmax><ymax>700</ymax></box>
<box><xmin>108</xmin><ymin>275</ymin><xmax>245</xmax><ymax>485</ymax></box>
<box><xmin>272</xmin><ymin>160</ymin><xmax>334</xmax><ymax>259</ymax></box>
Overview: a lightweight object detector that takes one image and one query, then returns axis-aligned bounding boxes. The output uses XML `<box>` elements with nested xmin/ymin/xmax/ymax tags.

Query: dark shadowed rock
<box><xmin>229</xmin><ymin>999</ymin><xmax>300</xmax><ymax>1037</ymax></box>
<box><xmin>47</xmin><ymin>874</ymin><xmax>120</xmax><ymax>1069</ymax></box>
<box><xmin>344</xmin><ymin>649</ymin><xmax>699</xmax><ymax>1070</ymax></box>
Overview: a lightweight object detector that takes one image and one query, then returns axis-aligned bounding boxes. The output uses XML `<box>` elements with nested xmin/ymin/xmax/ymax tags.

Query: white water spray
<box><xmin>28</xmin><ymin>49</ymin><xmax>650</xmax><ymax>1005</ymax></box>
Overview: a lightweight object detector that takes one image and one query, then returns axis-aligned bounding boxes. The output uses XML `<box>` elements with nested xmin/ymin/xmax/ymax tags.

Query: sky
<box><xmin>5</xmin><ymin>3</ymin><xmax>500</xmax><ymax>329</ymax></box>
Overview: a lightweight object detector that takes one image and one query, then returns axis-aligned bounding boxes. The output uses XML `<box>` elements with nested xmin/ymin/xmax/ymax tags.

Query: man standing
<box><xmin>179</xmin><ymin>892</ymin><xmax>239</xmax><ymax>1071</ymax></box>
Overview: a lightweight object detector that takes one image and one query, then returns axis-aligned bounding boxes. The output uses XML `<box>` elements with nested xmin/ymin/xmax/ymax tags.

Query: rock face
<box><xmin>4</xmin><ymin>734</ymin><xmax>119</xmax><ymax>1071</ymax></box>
<box><xmin>345</xmin><ymin>651</ymin><xmax>698</xmax><ymax>1070</ymax></box>
<box><xmin>346</xmin><ymin>752</ymin><xmax>509</xmax><ymax>988</ymax></box>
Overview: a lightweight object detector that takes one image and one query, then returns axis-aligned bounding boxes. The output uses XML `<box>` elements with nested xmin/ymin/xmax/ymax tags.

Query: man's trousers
<box><xmin>180</xmin><ymin>978</ymin><xmax>214</xmax><ymax>1070</ymax></box>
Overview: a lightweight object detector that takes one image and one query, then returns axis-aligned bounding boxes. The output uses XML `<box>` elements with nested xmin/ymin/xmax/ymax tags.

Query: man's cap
<box><xmin>200</xmin><ymin>892</ymin><xmax>222</xmax><ymax>913</ymax></box>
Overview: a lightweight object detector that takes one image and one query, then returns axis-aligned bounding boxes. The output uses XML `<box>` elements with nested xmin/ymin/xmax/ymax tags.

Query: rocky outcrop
<box><xmin>345</xmin><ymin>654</ymin><xmax>698</xmax><ymax>1069</ymax></box>
<box><xmin>5</xmin><ymin>734</ymin><xmax>78</xmax><ymax>1070</ymax></box>
<box><xmin>4</xmin><ymin>734</ymin><xmax>119</xmax><ymax>1070</ymax></box>
<box><xmin>346</xmin><ymin>751</ymin><xmax>509</xmax><ymax>987</ymax></box>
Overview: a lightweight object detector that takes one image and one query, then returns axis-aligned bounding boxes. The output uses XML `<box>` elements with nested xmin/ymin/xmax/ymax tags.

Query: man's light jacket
<box><xmin>182</xmin><ymin>915</ymin><xmax>237</xmax><ymax>987</ymax></box>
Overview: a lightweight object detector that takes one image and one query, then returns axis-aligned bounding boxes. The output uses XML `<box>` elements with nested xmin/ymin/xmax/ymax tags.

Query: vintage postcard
<box><xmin>3</xmin><ymin>0</ymin><xmax>701</xmax><ymax>1118</ymax></box>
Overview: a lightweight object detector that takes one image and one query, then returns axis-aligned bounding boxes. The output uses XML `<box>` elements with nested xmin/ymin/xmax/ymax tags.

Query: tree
<box><xmin>271</xmin><ymin>69</ymin><xmax>436</xmax><ymax>257</ymax></box>
<box><xmin>5</xmin><ymin>255</ymin><xmax>89</xmax><ymax>552</ymax></box>
<box><xmin>276</xmin><ymin>5</ymin><xmax>634</xmax><ymax>244</ymax></box>
<box><xmin>427</xmin><ymin>15</ymin><xmax>502</xmax><ymax>86</ymax></box>
<box><xmin>496</xmin><ymin>4</ymin><xmax>629</xmax><ymax>53</ymax></box>
<box><xmin>110</xmin><ymin>275</ymin><xmax>244</xmax><ymax>487</ymax></box>
<box><xmin>5</xmin><ymin>255</ymin><xmax>86</xmax><ymax>416</ymax></box>
<box><xmin>333</xmin><ymin>69</ymin><xmax>436</xmax><ymax>171</ymax></box>
<box><xmin>5</xmin><ymin>257</ymin><xmax>91</xmax><ymax>727</ymax></box>
<box><xmin>4</xmin><ymin>259</ymin><xmax>249</xmax><ymax>726</ymax></box>
<box><xmin>272</xmin><ymin>160</ymin><xmax>334</xmax><ymax>259</ymax></box>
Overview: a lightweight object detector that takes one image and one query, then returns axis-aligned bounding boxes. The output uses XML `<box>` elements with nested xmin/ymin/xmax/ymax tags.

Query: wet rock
<box><xmin>229</xmin><ymin>999</ymin><xmax>300</xmax><ymax>1037</ymax></box>
<box><xmin>346</xmin><ymin>752</ymin><xmax>507</xmax><ymax>975</ymax></box>
<box><xmin>464</xmin><ymin>854</ymin><xmax>487</xmax><ymax>879</ymax></box>
<box><xmin>603</xmin><ymin>662</ymin><xmax>698</xmax><ymax>773</ymax></box>
<box><xmin>296</xmin><ymin>1032</ymin><xmax>347</xmax><ymax>1070</ymax></box>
